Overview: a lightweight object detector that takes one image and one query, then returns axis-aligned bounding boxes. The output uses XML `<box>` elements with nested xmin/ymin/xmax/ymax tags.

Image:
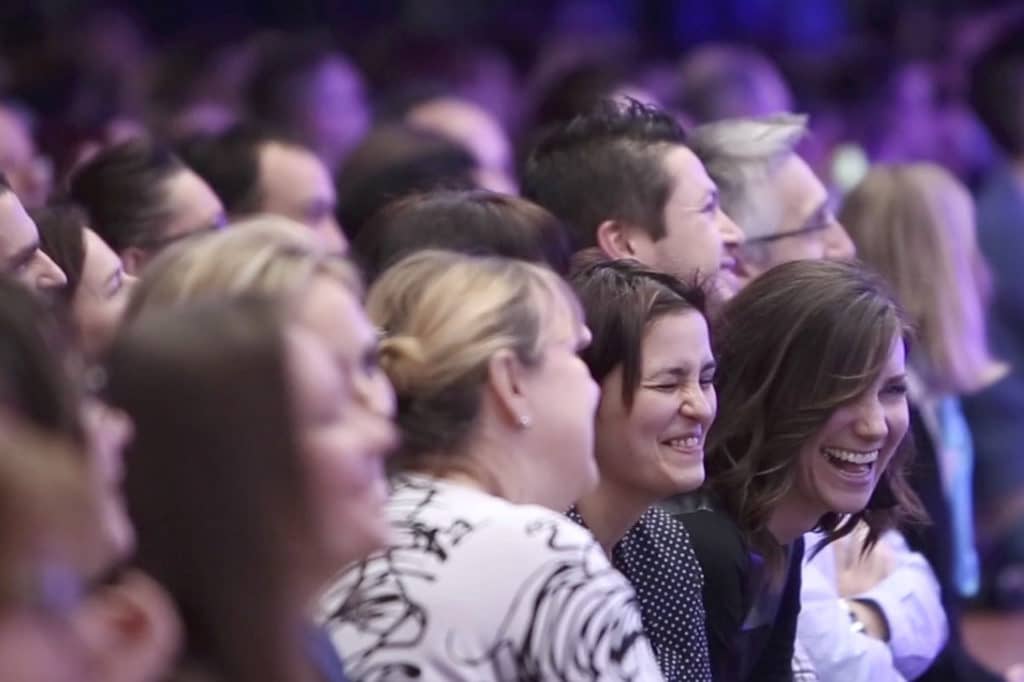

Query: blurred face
<box><xmin>784</xmin><ymin>337</ymin><xmax>909</xmax><ymax>530</ymax></box>
<box><xmin>0</xmin><ymin>106</ymin><xmax>51</xmax><ymax>209</ymax></box>
<box><xmin>632</xmin><ymin>146</ymin><xmax>744</xmax><ymax>300</ymax></box>
<box><xmin>738</xmin><ymin>154</ymin><xmax>855</xmax><ymax>286</ymax></box>
<box><xmin>300</xmin><ymin>58</ymin><xmax>370</xmax><ymax>171</ymax></box>
<box><xmin>72</xmin><ymin>229</ymin><xmax>135</xmax><ymax>357</ymax></box>
<box><xmin>158</xmin><ymin>169</ymin><xmax>225</xmax><ymax>244</ymax></box>
<box><xmin>258</xmin><ymin>143</ymin><xmax>347</xmax><ymax>254</ymax></box>
<box><xmin>520</xmin><ymin>297</ymin><xmax>602</xmax><ymax>509</ymax></box>
<box><xmin>0</xmin><ymin>565</ymin><xmax>87</xmax><ymax>682</ymax></box>
<box><xmin>595</xmin><ymin>310</ymin><xmax>716</xmax><ymax>502</ymax></box>
<box><xmin>287</xmin><ymin>326</ymin><xmax>397</xmax><ymax>568</ymax></box>
<box><xmin>297</xmin><ymin>276</ymin><xmax>395</xmax><ymax>419</ymax></box>
<box><xmin>0</xmin><ymin>191</ymin><xmax>66</xmax><ymax>294</ymax></box>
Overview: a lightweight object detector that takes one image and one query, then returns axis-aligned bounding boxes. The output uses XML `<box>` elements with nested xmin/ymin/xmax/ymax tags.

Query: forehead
<box><xmin>0</xmin><ymin>191</ymin><xmax>37</xmax><ymax>257</ymax></box>
<box><xmin>260</xmin><ymin>143</ymin><xmax>333</xmax><ymax>195</ymax></box>
<box><xmin>660</xmin><ymin>145</ymin><xmax>715</xmax><ymax>204</ymax></box>
<box><xmin>161</xmin><ymin>169</ymin><xmax>224</xmax><ymax>237</ymax></box>
<box><xmin>642</xmin><ymin>309</ymin><xmax>711</xmax><ymax>362</ymax></box>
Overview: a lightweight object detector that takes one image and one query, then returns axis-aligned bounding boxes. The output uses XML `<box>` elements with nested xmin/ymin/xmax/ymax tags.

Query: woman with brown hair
<box><xmin>106</xmin><ymin>296</ymin><xmax>394</xmax><ymax>682</ymax></box>
<box><xmin>841</xmin><ymin>163</ymin><xmax>1017</xmax><ymax>681</ymax></box>
<box><xmin>677</xmin><ymin>258</ymin><xmax>922</xmax><ymax>682</ymax></box>
<box><xmin>567</xmin><ymin>258</ymin><xmax>713</xmax><ymax>681</ymax></box>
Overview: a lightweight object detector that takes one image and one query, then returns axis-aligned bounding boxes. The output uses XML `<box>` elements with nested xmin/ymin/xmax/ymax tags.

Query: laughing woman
<box><xmin>677</xmin><ymin>259</ymin><xmax>924</xmax><ymax>682</ymax></box>
<box><xmin>568</xmin><ymin>258</ymin><xmax>714</xmax><ymax>681</ymax></box>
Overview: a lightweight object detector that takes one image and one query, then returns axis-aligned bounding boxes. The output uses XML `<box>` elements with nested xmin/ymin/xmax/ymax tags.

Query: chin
<box><xmin>823</xmin><ymin>489</ymin><xmax>874</xmax><ymax>516</ymax></box>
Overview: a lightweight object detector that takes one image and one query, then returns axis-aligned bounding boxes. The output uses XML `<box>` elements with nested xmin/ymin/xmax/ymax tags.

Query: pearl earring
<box><xmin>518</xmin><ymin>415</ymin><xmax>532</xmax><ymax>428</ymax></box>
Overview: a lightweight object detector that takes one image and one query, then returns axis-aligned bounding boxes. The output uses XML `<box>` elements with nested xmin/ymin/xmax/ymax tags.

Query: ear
<box><xmin>485</xmin><ymin>349</ymin><xmax>531</xmax><ymax>429</ymax></box>
<box><xmin>75</xmin><ymin>570</ymin><xmax>182</xmax><ymax>682</ymax></box>
<box><xmin>119</xmin><ymin>247</ymin><xmax>149</xmax><ymax>277</ymax></box>
<box><xmin>595</xmin><ymin>219</ymin><xmax>650</xmax><ymax>261</ymax></box>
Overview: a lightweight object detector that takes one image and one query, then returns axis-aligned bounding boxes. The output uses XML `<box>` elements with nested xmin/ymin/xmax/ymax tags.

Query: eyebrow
<box><xmin>647</xmin><ymin>360</ymin><xmax>717</xmax><ymax>379</ymax></box>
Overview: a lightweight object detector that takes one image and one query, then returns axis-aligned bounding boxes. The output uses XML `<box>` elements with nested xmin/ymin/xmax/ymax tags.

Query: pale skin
<box><xmin>432</xmin><ymin>303</ymin><xmax>601</xmax><ymax>513</ymax></box>
<box><xmin>577</xmin><ymin>310</ymin><xmax>716</xmax><ymax>556</ymax></box>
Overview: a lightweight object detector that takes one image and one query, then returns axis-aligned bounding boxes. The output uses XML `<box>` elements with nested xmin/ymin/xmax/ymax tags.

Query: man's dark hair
<box><xmin>176</xmin><ymin>124</ymin><xmax>300</xmax><ymax>216</ymax></box>
<box><xmin>970</xmin><ymin>26</ymin><xmax>1024</xmax><ymax>157</ymax></box>
<box><xmin>0</xmin><ymin>171</ymin><xmax>10</xmax><ymax>194</ymax></box>
<box><xmin>68</xmin><ymin>139</ymin><xmax>186</xmax><ymax>252</ymax></box>
<box><xmin>522</xmin><ymin>98</ymin><xmax>687</xmax><ymax>252</ymax></box>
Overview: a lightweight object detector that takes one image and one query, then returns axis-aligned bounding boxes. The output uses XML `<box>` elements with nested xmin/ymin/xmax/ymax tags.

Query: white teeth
<box><xmin>822</xmin><ymin>448</ymin><xmax>879</xmax><ymax>465</ymax></box>
<box><xmin>666</xmin><ymin>436</ymin><xmax>701</xmax><ymax>449</ymax></box>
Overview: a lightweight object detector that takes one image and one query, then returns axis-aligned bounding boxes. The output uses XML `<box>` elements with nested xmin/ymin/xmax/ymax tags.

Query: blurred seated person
<box><xmin>405</xmin><ymin>95</ymin><xmax>517</xmax><ymax>194</ymax></box>
<box><xmin>334</xmin><ymin>123</ymin><xmax>478</xmax><ymax>243</ymax></box>
<box><xmin>36</xmin><ymin>202</ymin><xmax>135</xmax><ymax>358</ymax></box>
<box><xmin>0</xmin><ymin>173</ymin><xmax>66</xmax><ymax>295</ymax></box>
<box><xmin>177</xmin><ymin>124</ymin><xmax>346</xmax><ymax>254</ymax></box>
<box><xmin>69</xmin><ymin>139</ymin><xmax>225</xmax><ymax>275</ymax></box>
<box><xmin>245</xmin><ymin>37</ymin><xmax>370</xmax><ymax>173</ymax></box>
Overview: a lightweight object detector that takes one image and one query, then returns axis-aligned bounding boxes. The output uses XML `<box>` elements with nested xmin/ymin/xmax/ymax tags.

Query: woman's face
<box><xmin>287</xmin><ymin>325</ymin><xmax>397</xmax><ymax>569</ymax></box>
<box><xmin>298</xmin><ymin>276</ymin><xmax>395</xmax><ymax>419</ymax></box>
<box><xmin>594</xmin><ymin>310</ymin><xmax>716</xmax><ymax>502</ymax></box>
<box><xmin>792</xmin><ymin>336</ymin><xmax>910</xmax><ymax>519</ymax></box>
<box><xmin>72</xmin><ymin>229</ymin><xmax>134</xmax><ymax>357</ymax></box>
<box><xmin>519</xmin><ymin>297</ymin><xmax>602</xmax><ymax>509</ymax></box>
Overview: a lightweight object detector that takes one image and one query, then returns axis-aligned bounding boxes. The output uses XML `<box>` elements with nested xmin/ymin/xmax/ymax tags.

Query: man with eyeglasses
<box><xmin>689</xmin><ymin>114</ymin><xmax>947</xmax><ymax>682</ymax></box>
<box><xmin>688</xmin><ymin>114</ymin><xmax>855</xmax><ymax>291</ymax></box>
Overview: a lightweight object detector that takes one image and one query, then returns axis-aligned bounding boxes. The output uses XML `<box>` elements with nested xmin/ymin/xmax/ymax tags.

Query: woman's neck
<box><xmin>575</xmin><ymin>480</ymin><xmax>653</xmax><ymax>557</ymax></box>
<box><xmin>766</xmin><ymin>492</ymin><xmax>822</xmax><ymax>547</ymax></box>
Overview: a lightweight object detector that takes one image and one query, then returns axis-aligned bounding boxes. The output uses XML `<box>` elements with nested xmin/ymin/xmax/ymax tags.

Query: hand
<box><xmin>847</xmin><ymin>599</ymin><xmax>890</xmax><ymax>641</ymax></box>
<box><xmin>836</xmin><ymin>524</ymin><xmax>895</xmax><ymax>597</ymax></box>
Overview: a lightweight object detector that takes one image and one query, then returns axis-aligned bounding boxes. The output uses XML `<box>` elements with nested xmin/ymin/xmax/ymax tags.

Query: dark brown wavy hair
<box><xmin>705</xmin><ymin>259</ymin><xmax>925</xmax><ymax>578</ymax></box>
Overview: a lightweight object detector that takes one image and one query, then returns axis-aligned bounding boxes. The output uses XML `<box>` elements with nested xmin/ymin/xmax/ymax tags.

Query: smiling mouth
<box><xmin>822</xmin><ymin>447</ymin><xmax>878</xmax><ymax>477</ymax></box>
<box><xmin>663</xmin><ymin>436</ymin><xmax>703</xmax><ymax>454</ymax></box>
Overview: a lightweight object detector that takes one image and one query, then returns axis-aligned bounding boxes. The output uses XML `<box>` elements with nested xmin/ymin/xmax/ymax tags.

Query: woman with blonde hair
<box><xmin>320</xmin><ymin>250</ymin><xmax>664</xmax><ymax>680</ymax></box>
<box><xmin>841</xmin><ymin>163</ymin><xmax>1015</xmax><ymax>681</ymax></box>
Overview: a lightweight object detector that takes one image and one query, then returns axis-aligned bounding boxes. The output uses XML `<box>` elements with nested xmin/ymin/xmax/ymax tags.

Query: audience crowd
<box><xmin>2</xmin><ymin>3</ymin><xmax>1024</xmax><ymax>681</ymax></box>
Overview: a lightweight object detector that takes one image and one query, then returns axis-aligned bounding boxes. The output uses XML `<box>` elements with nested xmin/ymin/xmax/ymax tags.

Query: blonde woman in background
<box><xmin>124</xmin><ymin>216</ymin><xmax>398</xmax><ymax>682</ymax></box>
<box><xmin>320</xmin><ymin>250</ymin><xmax>664</xmax><ymax>681</ymax></box>
<box><xmin>841</xmin><ymin>163</ymin><xmax>1017</xmax><ymax>682</ymax></box>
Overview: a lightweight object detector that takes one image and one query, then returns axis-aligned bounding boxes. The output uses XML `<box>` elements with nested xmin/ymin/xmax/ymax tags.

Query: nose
<box><xmin>361</xmin><ymin>405</ymin><xmax>399</xmax><ymax>458</ymax></box>
<box><xmin>825</xmin><ymin>218</ymin><xmax>856</xmax><ymax>261</ymax></box>
<box><xmin>35</xmin><ymin>249</ymin><xmax>67</xmax><ymax>290</ymax></box>
<box><xmin>718</xmin><ymin>208</ymin><xmax>745</xmax><ymax>246</ymax></box>
<box><xmin>854</xmin><ymin>397</ymin><xmax>889</xmax><ymax>441</ymax></box>
<box><xmin>679</xmin><ymin>386</ymin><xmax>715</xmax><ymax>425</ymax></box>
<box><xmin>355</xmin><ymin>370</ymin><xmax>397</xmax><ymax>419</ymax></box>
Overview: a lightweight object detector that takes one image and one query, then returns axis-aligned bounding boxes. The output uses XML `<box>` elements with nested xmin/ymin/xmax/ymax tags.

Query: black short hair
<box><xmin>522</xmin><ymin>98</ymin><xmax>687</xmax><ymax>251</ymax></box>
<box><xmin>354</xmin><ymin>190</ymin><xmax>572</xmax><ymax>283</ymax></box>
<box><xmin>176</xmin><ymin>124</ymin><xmax>297</xmax><ymax>216</ymax></box>
<box><xmin>68</xmin><ymin>139</ymin><xmax>186</xmax><ymax>252</ymax></box>
<box><xmin>970</xmin><ymin>26</ymin><xmax>1024</xmax><ymax>157</ymax></box>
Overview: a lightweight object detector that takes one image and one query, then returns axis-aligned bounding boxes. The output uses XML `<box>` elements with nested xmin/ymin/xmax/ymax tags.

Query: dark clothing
<box><xmin>675</xmin><ymin>507</ymin><xmax>803</xmax><ymax>682</ymax></box>
<box><xmin>567</xmin><ymin>506</ymin><xmax>713</xmax><ymax>681</ymax></box>
<box><xmin>904</xmin><ymin>407</ymin><xmax>1003</xmax><ymax>682</ymax></box>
